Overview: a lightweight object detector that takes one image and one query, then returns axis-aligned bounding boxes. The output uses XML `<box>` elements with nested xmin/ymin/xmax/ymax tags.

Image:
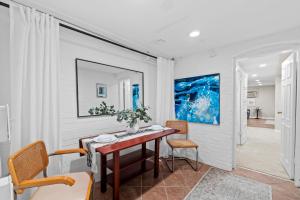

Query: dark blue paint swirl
<box><xmin>174</xmin><ymin>74</ymin><xmax>220</xmax><ymax>125</ymax></box>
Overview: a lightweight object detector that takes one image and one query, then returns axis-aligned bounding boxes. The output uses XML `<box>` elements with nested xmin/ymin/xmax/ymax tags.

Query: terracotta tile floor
<box><xmin>93</xmin><ymin>159</ymin><xmax>300</xmax><ymax>200</ymax></box>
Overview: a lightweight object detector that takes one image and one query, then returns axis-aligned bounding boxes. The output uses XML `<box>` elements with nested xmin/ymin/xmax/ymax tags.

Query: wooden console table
<box><xmin>79</xmin><ymin>128</ymin><xmax>178</xmax><ymax>200</ymax></box>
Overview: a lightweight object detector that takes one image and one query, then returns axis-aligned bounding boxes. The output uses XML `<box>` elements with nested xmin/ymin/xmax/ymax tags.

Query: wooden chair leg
<box><xmin>13</xmin><ymin>191</ymin><xmax>17</xmax><ymax>200</ymax></box>
<box><xmin>90</xmin><ymin>180</ymin><xmax>94</xmax><ymax>200</ymax></box>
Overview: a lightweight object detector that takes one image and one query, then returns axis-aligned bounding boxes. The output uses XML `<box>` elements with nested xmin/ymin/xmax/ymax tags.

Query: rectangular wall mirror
<box><xmin>76</xmin><ymin>58</ymin><xmax>144</xmax><ymax>117</ymax></box>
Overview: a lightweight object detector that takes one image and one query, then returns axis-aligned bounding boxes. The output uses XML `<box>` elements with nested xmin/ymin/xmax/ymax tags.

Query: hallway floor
<box><xmin>236</xmin><ymin>127</ymin><xmax>289</xmax><ymax>179</ymax></box>
<box><xmin>247</xmin><ymin>118</ymin><xmax>275</xmax><ymax>129</ymax></box>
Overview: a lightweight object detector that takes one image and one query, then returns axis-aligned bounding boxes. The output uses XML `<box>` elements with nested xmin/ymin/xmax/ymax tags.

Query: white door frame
<box><xmin>232</xmin><ymin>42</ymin><xmax>300</xmax><ymax>187</ymax></box>
<box><xmin>235</xmin><ymin>65</ymin><xmax>248</xmax><ymax>145</ymax></box>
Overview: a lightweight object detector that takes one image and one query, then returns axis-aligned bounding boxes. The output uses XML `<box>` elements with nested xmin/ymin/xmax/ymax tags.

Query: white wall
<box><xmin>175</xmin><ymin>26</ymin><xmax>300</xmax><ymax>171</ymax></box>
<box><xmin>248</xmin><ymin>86</ymin><xmax>275</xmax><ymax>119</ymax></box>
<box><xmin>175</xmin><ymin>56</ymin><xmax>234</xmax><ymax>171</ymax></box>
<box><xmin>59</xmin><ymin>27</ymin><xmax>157</xmax><ymax>174</ymax></box>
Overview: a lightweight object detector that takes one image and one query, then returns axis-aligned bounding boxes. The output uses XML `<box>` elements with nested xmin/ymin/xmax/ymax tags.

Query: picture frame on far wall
<box><xmin>247</xmin><ymin>91</ymin><xmax>257</xmax><ymax>98</ymax></box>
<box><xmin>96</xmin><ymin>83</ymin><xmax>107</xmax><ymax>98</ymax></box>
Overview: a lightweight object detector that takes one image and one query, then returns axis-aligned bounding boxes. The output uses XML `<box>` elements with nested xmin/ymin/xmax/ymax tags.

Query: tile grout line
<box><xmin>165</xmin><ymin>185</ymin><xmax>169</xmax><ymax>200</ymax></box>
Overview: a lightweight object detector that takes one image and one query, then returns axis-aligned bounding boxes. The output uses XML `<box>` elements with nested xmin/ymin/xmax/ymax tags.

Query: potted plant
<box><xmin>88</xmin><ymin>101</ymin><xmax>116</xmax><ymax>116</ymax></box>
<box><xmin>116</xmin><ymin>105</ymin><xmax>152</xmax><ymax>133</ymax></box>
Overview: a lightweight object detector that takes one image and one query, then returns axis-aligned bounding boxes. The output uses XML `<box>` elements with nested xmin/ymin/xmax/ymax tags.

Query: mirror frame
<box><xmin>75</xmin><ymin>58</ymin><xmax>145</xmax><ymax>118</ymax></box>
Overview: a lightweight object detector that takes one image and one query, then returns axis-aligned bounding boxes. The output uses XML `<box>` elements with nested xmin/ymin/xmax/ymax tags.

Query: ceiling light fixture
<box><xmin>256</xmin><ymin>79</ymin><xmax>260</xmax><ymax>82</ymax></box>
<box><xmin>252</xmin><ymin>74</ymin><xmax>257</xmax><ymax>77</ymax></box>
<box><xmin>259</xmin><ymin>64</ymin><xmax>267</xmax><ymax>68</ymax></box>
<box><xmin>189</xmin><ymin>30</ymin><xmax>200</xmax><ymax>38</ymax></box>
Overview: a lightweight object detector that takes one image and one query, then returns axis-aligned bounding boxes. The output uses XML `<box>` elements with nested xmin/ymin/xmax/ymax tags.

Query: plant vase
<box><xmin>116</xmin><ymin>105</ymin><xmax>152</xmax><ymax>133</ymax></box>
<box><xmin>126</xmin><ymin>122</ymin><xmax>139</xmax><ymax>133</ymax></box>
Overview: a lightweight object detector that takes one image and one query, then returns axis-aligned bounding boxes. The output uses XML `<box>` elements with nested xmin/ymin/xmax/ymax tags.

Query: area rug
<box><xmin>185</xmin><ymin>168</ymin><xmax>272</xmax><ymax>200</ymax></box>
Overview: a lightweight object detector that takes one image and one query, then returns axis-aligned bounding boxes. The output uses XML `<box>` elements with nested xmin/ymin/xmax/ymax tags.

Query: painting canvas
<box><xmin>174</xmin><ymin>73</ymin><xmax>220</xmax><ymax>125</ymax></box>
<box><xmin>132</xmin><ymin>84</ymin><xmax>139</xmax><ymax>111</ymax></box>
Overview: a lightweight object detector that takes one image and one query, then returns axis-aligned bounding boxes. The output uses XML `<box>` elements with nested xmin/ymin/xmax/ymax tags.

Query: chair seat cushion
<box><xmin>167</xmin><ymin>139</ymin><xmax>198</xmax><ymax>148</ymax></box>
<box><xmin>30</xmin><ymin>172</ymin><xmax>92</xmax><ymax>200</ymax></box>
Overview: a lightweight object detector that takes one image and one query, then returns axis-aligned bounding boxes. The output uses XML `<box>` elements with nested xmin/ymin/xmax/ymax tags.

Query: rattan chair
<box><xmin>8</xmin><ymin>141</ymin><xmax>93</xmax><ymax>200</ymax></box>
<box><xmin>165</xmin><ymin>120</ymin><xmax>199</xmax><ymax>172</ymax></box>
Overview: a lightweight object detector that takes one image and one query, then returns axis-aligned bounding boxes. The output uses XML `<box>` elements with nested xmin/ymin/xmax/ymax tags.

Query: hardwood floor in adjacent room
<box><xmin>247</xmin><ymin>118</ymin><xmax>275</xmax><ymax>129</ymax></box>
<box><xmin>93</xmin><ymin>159</ymin><xmax>300</xmax><ymax>200</ymax></box>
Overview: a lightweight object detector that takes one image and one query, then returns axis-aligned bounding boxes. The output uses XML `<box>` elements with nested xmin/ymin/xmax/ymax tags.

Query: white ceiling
<box><xmin>20</xmin><ymin>0</ymin><xmax>300</xmax><ymax>58</ymax></box>
<box><xmin>238</xmin><ymin>51</ymin><xmax>291</xmax><ymax>87</ymax></box>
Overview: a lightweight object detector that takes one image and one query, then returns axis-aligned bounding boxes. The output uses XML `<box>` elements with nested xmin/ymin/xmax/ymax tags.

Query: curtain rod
<box><xmin>0</xmin><ymin>1</ymin><xmax>157</xmax><ymax>59</ymax></box>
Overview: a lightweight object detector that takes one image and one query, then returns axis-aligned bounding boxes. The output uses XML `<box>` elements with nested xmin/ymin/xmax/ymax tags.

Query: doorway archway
<box><xmin>232</xmin><ymin>42</ymin><xmax>300</xmax><ymax>186</ymax></box>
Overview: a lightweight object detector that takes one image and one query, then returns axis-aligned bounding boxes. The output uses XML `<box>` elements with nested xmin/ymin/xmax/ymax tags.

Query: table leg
<box><xmin>113</xmin><ymin>151</ymin><xmax>120</xmax><ymax>200</ymax></box>
<box><xmin>142</xmin><ymin>142</ymin><xmax>146</xmax><ymax>171</ymax></box>
<box><xmin>101</xmin><ymin>154</ymin><xmax>107</xmax><ymax>193</ymax></box>
<box><xmin>154</xmin><ymin>138</ymin><xmax>160</xmax><ymax>178</ymax></box>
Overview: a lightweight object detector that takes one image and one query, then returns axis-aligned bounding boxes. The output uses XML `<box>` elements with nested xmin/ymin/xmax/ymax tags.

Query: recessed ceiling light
<box><xmin>252</xmin><ymin>74</ymin><xmax>257</xmax><ymax>77</ymax></box>
<box><xmin>255</xmin><ymin>79</ymin><xmax>260</xmax><ymax>82</ymax></box>
<box><xmin>259</xmin><ymin>64</ymin><xmax>267</xmax><ymax>68</ymax></box>
<box><xmin>189</xmin><ymin>30</ymin><xmax>200</xmax><ymax>38</ymax></box>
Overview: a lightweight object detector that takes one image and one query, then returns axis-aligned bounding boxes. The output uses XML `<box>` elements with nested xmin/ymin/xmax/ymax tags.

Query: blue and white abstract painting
<box><xmin>174</xmin><ymin>73</ymin><xmax>220</xmax><ymax>125</ymax></box>
<box><xmin>132</xmin><ymin>84</ymin><xmax>139</xmax><ymax>111</ymax></box>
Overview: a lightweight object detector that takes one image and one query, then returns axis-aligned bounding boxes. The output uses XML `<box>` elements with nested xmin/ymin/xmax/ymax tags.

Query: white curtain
<box><xmin>156</xmin><ymin>57</ymin><xmax>175</xmax><ymax>157</ymax></box>
<box><xmin>9</xmin><ymin>2</ymin><xmax>60</xmax><ymax>167</ymax></box>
